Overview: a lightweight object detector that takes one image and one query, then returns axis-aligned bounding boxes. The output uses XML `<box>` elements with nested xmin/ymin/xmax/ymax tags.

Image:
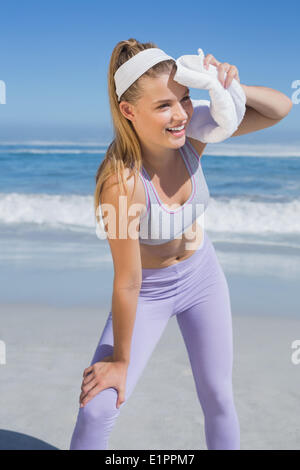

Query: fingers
<box><xmin>82</xmin><ymin>370</ymin><xmax>95</xmax><ymax>387</ymax></box>
<box><xmin>82</xmin><ymin>362</ymin><xmax>104</xmax><ymax>381</ymax></box>
<box><xmin>224</xmin><ymin>65</ymin><xmax>239</xmax><ymax>88</ymax></box>
<box><xmin>80</xmin><ymin>380</ymin><xmax>99</xmax><ymax>407</ymax></box>
<box><xmin>79</xmin><ymin>361</ymin><xmax>128</xmax><ymax>409</ymax></box>
<box><xmin>79</xmin><ymin>376</ymin><xmax>97</xmax><ymax>404</ymax></box>
<box><xmin>203</xmin><ymin>53</ymin><xmax>240</xmax><ymax>89</ymax></box>
<box><xmin>83</xmin><ymin>365</ymin><xmax>93</xmax><ymax>377</ymax></box>
<box><xmin>79</xmin><ymin>362</ymin><xmax>108</xmax><ymax>407</ymax></box>
<box><xmin>203</xmin><ymin>53</ymin><xmax>221</xmax><ymax>70</ymax></box>
<box><xmin>81</xmin><ymin>374</ymin><xmax>96</xmax><ymax>391</ymax></box>
<box><xmin>116</xmin><ymin>388</ymin><xmax>125</xmax><ymax>409</ymax></box>
<box><xmin>217</xmin><ymin>62</ymin><xmax>231</xmax><ymax>88</ymax></box>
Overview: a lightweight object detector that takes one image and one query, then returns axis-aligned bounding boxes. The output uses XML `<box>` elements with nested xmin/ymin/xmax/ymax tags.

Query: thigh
<box><xmin>89</xmin><ymin>296</ymin><xmax>173</xmax><ymax>402</ymax></box>
<box><xmin>176</xmin><ymin>269</ymin><xmax>234</xmax><ymax>396</ymax></box>
<box><xmin>70</xmin><ymin>297</ymin><xmax>174</xmax><ymax>450</ymax></box>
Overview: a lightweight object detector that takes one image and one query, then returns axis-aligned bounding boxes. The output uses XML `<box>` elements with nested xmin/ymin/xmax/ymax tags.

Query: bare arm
<box><xmin>231</xmin><ymin>84</ymin><xmax>293</xmax><ymax>137</ymax></box>
<box><xmin>110</xmin><ymin>286</ymin><xmax>140</xmax><ymax>364</ymax></box>
<box><xmin>79</xmin><ymin>170</ymin><xmax>143</xmax><ymax>409</ymax></box>
<box><xmin>100</xmin><ymin>169</ymin><xmax>143</xmax><ymax>365</ymax></box>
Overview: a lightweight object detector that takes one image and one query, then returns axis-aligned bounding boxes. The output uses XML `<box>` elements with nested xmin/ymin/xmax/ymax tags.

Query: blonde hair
<box><xmin>94</xmin><ymin>38</ymin><xmax>176</xmax><ymax>223</ymax></box>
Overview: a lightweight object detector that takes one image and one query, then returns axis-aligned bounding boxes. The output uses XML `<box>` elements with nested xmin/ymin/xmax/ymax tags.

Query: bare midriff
<box><xmin>139</xmin><ymin>219</ymin><xmax>204</xmax><ymax>269</ymax></box>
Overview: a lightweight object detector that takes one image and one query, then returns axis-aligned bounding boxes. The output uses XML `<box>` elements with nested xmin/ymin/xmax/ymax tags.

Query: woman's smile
<box><xmin>166</xmin><ymin>125</ymin><xmax>186</xmax><ymax>137</ymax></box>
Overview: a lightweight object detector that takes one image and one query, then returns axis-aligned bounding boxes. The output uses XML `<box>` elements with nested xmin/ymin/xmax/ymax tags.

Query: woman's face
<box><xmin>120</xmin><ymin>70</ymin><xmax>194</xmax><ymax>150</ymax></box>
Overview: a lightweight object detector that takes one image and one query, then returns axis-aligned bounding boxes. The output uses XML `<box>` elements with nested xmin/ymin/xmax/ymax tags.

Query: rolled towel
<box><xmin>173</xmin><ymin>48</ymin><xmax>247</xmax><ymax>143</ymax></box>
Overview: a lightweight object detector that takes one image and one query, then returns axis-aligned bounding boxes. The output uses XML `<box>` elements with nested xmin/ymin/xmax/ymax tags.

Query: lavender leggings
<box><xmin>69</xmin><ymin>231</ymin><xmax>240</xmax><ymax>450</ymax></box>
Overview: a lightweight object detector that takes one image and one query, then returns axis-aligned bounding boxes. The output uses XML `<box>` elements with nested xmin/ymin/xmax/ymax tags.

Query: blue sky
<box><xmin>0</xmin><ymin>0</ymin><xmax>299</xmax><ymax>144</ymax></box>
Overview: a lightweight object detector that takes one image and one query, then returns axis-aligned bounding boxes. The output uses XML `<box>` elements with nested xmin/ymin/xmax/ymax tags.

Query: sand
<box><xmin>1</xmin><ymin>302</ymin><xmax>300</xmax><ymax>450</ymax></box>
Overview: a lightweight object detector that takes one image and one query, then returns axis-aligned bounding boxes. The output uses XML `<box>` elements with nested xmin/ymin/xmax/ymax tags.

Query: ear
<box><xmin>119</xmin><ymin>101</ymin><xmax>135</xmax><ymax>122</ymax></box>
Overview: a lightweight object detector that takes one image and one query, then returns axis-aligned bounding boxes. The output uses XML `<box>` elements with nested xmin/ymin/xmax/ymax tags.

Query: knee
<box><xmin>202</xmin><ymin>380</ymin><xmax>235</xmax><ymax>415</ymax></box>
<box><xmin>80</xmin><ymin>387</ymin><xmax>122</xmax><ymax>423</ymax></box>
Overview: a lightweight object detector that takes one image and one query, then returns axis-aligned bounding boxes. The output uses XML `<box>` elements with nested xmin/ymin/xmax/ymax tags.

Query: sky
<box><xmin>0</xmin><ymin>0</ymin><xmax>299</xmax><ymax>144</ymax></box>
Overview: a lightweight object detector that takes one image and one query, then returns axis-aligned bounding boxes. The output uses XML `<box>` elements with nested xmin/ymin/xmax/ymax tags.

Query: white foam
<box><xmin>204</xmin><ymin>143</ymin><xmax>300</xmax><ymax>157</ymax></box>
<box><xmin>0</xmin><ymin>141</ymin><xmax>300</xmax><ymax>157</ymax></box>
<box><xmin>0</xmin><ymin>193</ymin><xmax>300</xmax><ymax>237</ymax></box>
<box><xmin>0</xmin><ymin>140</ymin><xmax>110</xmax><ymax>146</ymax></box>
<box><xmin>204</xmin><ymin>197</ymin><xmax>300</xmax><ymax>234</ymax></box>
<box><xmin>0</xmin><ymin>192</ymin><xmax>95</xmax><ymax>228</ymax></box>
<box><xmin>0</xmin><ymin>148</ymin><xmax>104</xmax><ymax>154</ymax></box>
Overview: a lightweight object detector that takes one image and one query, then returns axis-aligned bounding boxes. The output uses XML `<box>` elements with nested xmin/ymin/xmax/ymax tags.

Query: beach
<box><xmin>1</xmin><ymin>298</ymin><xmax>300</xmax><ymax>450</ymax></box>
<box><xmin>1</xmin><ymin>231</ymin><xmax>300</xmax><ymax>450</ymax></box>
<box><xmin>0</xmin><ymin>142</ymin><xmax>300</xmax><ymax>449</ymax></box>
<box><xmin>1</xmin><ymin>0</ymin><xmax>299</xmax><ymax>450</ymax></box>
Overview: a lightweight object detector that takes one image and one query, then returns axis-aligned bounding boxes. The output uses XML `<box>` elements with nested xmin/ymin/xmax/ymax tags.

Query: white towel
<box><xmin>173</xmin><ymin>48</ymin><xmax>247</xmax><ymax>143</ymax></box>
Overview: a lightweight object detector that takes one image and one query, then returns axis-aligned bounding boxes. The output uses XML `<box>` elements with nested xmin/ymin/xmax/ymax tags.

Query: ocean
<box><xmin>0</xmin><ymin>141</ymin><xmax>299</xmax><ymax>314</ymax></box>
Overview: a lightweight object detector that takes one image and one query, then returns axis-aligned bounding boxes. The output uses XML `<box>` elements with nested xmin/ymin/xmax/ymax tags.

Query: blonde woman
<box><xmin>69</xmin><ymin>38</ymin><xmax>292</xmax><ymax>450</ymax></box>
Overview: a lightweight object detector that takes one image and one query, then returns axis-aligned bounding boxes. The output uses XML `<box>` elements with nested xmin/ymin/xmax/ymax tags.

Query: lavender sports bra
<box><xmin>137</xmin><ymin>139</ymin><xmax>210</xmax><ymax>245</ymax></box>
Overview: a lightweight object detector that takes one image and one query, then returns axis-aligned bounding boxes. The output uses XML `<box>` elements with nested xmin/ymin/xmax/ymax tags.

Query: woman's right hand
<box><xmin>79</xmin><ymin>355</ymin><xmax>129</xmax><ymax>409</ymax></box>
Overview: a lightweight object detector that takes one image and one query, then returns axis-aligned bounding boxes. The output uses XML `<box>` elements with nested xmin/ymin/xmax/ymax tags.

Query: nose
<box><xmin>172</xmin><ymin>101</ymin><xmax>188</xmax><ymax>123</ymax></box>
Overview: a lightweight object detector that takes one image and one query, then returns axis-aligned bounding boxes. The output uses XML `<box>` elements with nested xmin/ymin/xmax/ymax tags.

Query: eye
<box><xmin>158</xmin><ymin>96</ymin><xmax>190</xmax><ymax>109</ymax></box>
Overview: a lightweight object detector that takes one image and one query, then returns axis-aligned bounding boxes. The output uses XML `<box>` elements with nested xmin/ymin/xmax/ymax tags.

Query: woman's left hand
<box><xmin>203</xmin><ymin>53</ymin><xmax>241</xmax><ymax>89</ymax></box>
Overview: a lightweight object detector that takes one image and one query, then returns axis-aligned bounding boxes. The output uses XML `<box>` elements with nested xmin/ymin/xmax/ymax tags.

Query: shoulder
<box><xmin>186</xmin><ymin>137</ymin><xmax>207</xmax><ymax>160</ymax></box>
<box><xmin>100</xmin><ymin>166</ymin><xmax>145</xmax><ymax>209</ymax></box>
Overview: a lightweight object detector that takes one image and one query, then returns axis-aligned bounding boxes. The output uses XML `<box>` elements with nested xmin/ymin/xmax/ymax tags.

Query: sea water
<box><xmin>0</xmin><ymin>141</ymin><xmax>299</xmax><ymax>315</ymax></box>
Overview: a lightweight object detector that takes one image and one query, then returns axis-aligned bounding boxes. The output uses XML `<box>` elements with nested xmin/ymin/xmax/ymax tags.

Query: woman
<box><xmin>69</xmin><ymin>38</ymin><xmax>292</xmax><ymax>450</ymax></box>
